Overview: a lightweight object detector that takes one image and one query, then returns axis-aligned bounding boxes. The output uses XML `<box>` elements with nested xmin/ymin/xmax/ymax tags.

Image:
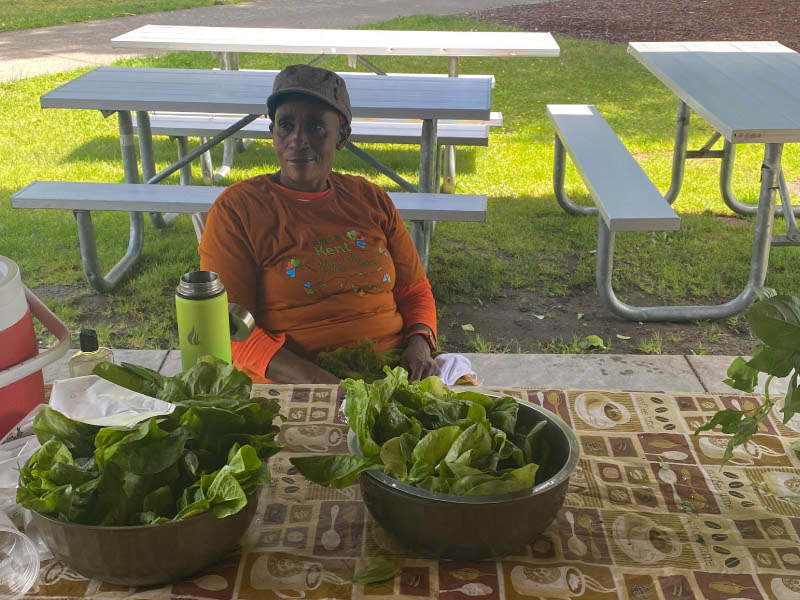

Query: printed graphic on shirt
<box><xmin>281</xmin><ymin>230</ymin><xmax>394</xmax><ymax>300</ymax></box>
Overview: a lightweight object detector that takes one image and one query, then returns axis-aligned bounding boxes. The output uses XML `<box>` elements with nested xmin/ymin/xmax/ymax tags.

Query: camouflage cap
<box><xmin>267</xmin><ymin>64</ymin><xmax>352</xmax><ymax>124</ymax></box>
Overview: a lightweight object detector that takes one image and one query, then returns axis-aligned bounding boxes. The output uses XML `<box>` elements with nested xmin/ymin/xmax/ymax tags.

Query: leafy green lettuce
<box><xmin>291</xmin><ymin>366</ymin><xmax>546</xmax><ymax>496</ymax></box>
<box><xmin>17</xmin><ymin>356</ymin><xmax>283</xmax><ymax>525</ymax></box>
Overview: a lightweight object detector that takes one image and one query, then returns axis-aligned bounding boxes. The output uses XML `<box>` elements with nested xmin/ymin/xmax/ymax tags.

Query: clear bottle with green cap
<box><xmin>68</xmin><ymin>328</ymin><xmax>114</xmax><ymax>377</ymax></box>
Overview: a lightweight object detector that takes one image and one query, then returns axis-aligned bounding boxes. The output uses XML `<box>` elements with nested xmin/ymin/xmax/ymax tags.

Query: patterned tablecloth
<box><xmin>24</xmin><ymin>384</ymin><xmax>800</xmax><ymax>600</ymax></box>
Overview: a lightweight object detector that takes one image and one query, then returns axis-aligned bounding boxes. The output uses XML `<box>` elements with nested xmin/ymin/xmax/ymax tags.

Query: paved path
<box><xmin>0</xmin><ymin>0</ymin><xmax>556</xmax><ymax>82</ymax></box>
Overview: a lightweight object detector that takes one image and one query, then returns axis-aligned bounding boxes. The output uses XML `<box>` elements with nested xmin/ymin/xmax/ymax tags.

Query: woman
<box><xmin>199</xmin><ymin>64</ymin><xmax>439</xmax><ymax>383</ymax></box>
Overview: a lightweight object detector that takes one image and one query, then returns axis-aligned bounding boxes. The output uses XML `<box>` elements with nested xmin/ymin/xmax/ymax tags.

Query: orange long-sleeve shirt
<box><xmin>198</xmin><ymin>172</ymin><xmax>436</xmax><ymax>379</ymax></box>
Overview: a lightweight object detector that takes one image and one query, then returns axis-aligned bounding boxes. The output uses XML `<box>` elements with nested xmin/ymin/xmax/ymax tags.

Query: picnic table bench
<box><xmin>11</xmin><ymin>182</ymin><xmax>487</xmax><ymax>292</ymax></box>
<box><xmin>133</xmin><ymin>108</ymin><xmax>504</xmax><ymax>185</ymax></box>
<box><xmin>547</xmin><ymin>42</ymin><xmax>800</xmax><ymax>322</ymax></box>
<box><xmin>11</xmin><ymin>181</ymin><xmax>486</xmax><ymax>291</ymax></box>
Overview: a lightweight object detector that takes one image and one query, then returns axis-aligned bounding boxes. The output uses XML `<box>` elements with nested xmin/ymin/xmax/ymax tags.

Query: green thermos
<box><xmin>175</xmin><ymin>270</ymin><xmax>233</xmax><ymax>371</ymax></box>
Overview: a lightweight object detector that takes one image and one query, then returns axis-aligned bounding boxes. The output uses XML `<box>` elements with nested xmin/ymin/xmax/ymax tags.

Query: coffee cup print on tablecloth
<box><xmin>612</xmin><ymin>513</ymin><xmax>681</xmax><ymax>564</ymax></box>
<box><xmin>247</xmin><ymin>554</ymin><xmax>348</xmax><ymax>599</ymax></box>
<box><xmin>698</xmin><ymin>436</ymin><xmax>785</xmax><ymax>466</ymax></box>
<box><xmin>574</xmin><ymin>393</ymin><xmax>630</xmax><ymax>429</ymax></box>
<box><xmin>508</xmin><ymin>565</ymin><xmax>616</xmax><ymax>598</ymax></box>
<box><xmin>280</xmin><ymin>424</ymin><xmax>345</xmax><ymax>452</ymax></box>
<box><xmin>769</xmin><ymin>576</ymin><xmax>800</xmax><ymax>600</ymax></box>
<box><xmin>772</xmin><ymin>401</ymin><xmax>800</xmax><ymax>434</ymax></box>
<box><xmin>762</xmin><ymin>471</ymin><xmax>800</xmax><ymax>500</ymax></box>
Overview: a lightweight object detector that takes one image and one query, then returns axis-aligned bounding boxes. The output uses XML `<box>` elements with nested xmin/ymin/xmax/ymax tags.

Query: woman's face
<box><xmin>270</xmin><ymin>95</ymin><xmax>348</xmax><ymax>192</ymax></box>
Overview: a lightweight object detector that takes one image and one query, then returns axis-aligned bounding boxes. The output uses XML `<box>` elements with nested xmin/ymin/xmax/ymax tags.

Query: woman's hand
<box><xmin>266</xmin><ymin>347</ymin><xmax>340</xmax><ymax>384</ymax></box>
<box><xmin>401</xmin><ymin>334</ymin><xmax>438</xmax><ymax>381</ymax></box>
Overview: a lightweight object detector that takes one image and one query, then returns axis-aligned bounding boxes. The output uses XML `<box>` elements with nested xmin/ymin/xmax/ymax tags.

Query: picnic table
<box><xmin>550</xmin><ymin>41</ymin><xmax>800</xmax><ymax>322</ymax></box>
<box><xmin>27</xmin><ymin>66</ymin><xmax>491</xmax><ymax>289</ymax></box>
<box><xmin>110</xmin><ymin>25</ymin><xmax>560</xmax><ymax>67</ymax></box>
<box><xmin>110</xmin><ymin>25</ymin><xmax>559</xmax><ymax>189</ymax></box>
<box><xmin>24</xmin><ymin>383</ymin><xmax>800</xmax><ymax>599</ymax></box>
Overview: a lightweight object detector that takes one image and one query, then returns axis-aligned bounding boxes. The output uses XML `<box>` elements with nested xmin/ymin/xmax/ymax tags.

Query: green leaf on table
<box><xmin>352</xmin><ymin>556</ymin><xmax>401</xmax><ymax>585</ymax></box>
<box><xmin>175</xmin><ymin>498</ymin><xmax>212</xmax><ymax>520</ymax></box>
<box><xmin>782</xmin><ymin>376</ymin><xmax>800</xmax><ymax>424</ymax></box>
<box><xmin>516</xmin><ymin>420</ymin><xmax>546</xmax><ymax>465</ymax></box>
<box><xmin>417</xmin><ymin>375</ymin><xmax>448</xmax><ymax>398</ymax></box>
<box><xmin>33</xmin><ymin>407</ymin><xmax>99</xmax><ymax>458</ymax></box>
<box><xmin>406</xmin><ymin>460</ymin><xmax>435</xmax><ymax>483</ymax></box>
<box><xmin>443</xmin><ymin>424</ymin><xmax>491</xmax><ymax>465</ymax></box>
<box><xmin>723</xmin><ymin>357</ymin><xmax>759</xmax><ymax>393</ymax></box>
<box><xmin>374</xmin><ymin>403</ymin><xmax>411</xmax><ymax>444</ymax></box>
<box><xmin>793</xmin><ymin>439</ymin><xmax>800</xmax><ymax>452</ymax></box>
<box><xmin>449</xmin><ymin>462</ymin><xmax>538</xmax><ymax>496</ymax></box>
<box><xmin>93</xmin><ymin>361</ymin><xmax>163</xmax><ymax>398</ymax></box>
<box><xmin>206</xmin><ymin>465</ymin><xmax>248</xmax><ymax>517</ymax></box>
<box><xmin>411</xmin><ymin>426</ymin><xmax>462</xmax><ymax>466</ymax></box>
<box><xmin>466</xmin><ymin>402</ymin><xmax>490</xmax><ymax>429</ymax></box>
<box><xmin>177</xmin><ymin>355</ymin><xmax>252</xmax><ymax>399</ymax></box>
<box><xmin>693</xmin><ymin>409</ymin><xmax>745</xmax><ymax>435</ymax></box>
<box><xmin>746</xmin><ymin>295</ymin><xmax>800</xmax><ymax>353</ymax></box>
<box><xmin>343</xmin><ymin>378</ymin><xmax>382</xmax><ymax>458</ymax></box>
<box><xmin>441</xmin><ymin>461</ymin><xmax>483</xmax><ymax>480</ymax></box>
<box><xmin>380</xmin><ymin>437</ymin><xmax>408</xmax><ymax>479</ymax></box>
<box><xmin>142</xmin><ymin>486</ymin><xmax>173</xmax><ymax>516</ymax></box>
<box><xmin>290</xmin><ymin>455</ymin><xmax>384</xmax><ymax>488</ymax></box>
<box><xmin>486</xmin><ymin>396</ymin><xmax>519</xmax><ymax>435</ymax></box>
<box><xmin>747</xmin><ymin>345</ymin><xmax>796</xmax><ymax>378</ymax></box>
<box><xmin>20</xmin><ymin>357</ymin><xmax>281</xmax><ymax>526</ymax></box>
<box><xmin>94</xmin><ymin>418</ymin><xmax>189</xmax><ymax>475</ymax></box>
<box><xmin>721</xmin><ymin>418</ymin><xmax>760</xmax><ymax>464</ymax></box>
<box><xmin>450</xmin><ymin>390</ymin><xmax>494</xmax><ymax>407</ymax></box>
<box><xmin>418</xmin><ymin>398</ymin><xmax>468</xmax><ymax>430</ymax></box>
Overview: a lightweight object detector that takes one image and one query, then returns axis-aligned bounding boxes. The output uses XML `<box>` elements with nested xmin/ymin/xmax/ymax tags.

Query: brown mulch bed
<box><xmin>467</xmin><ymin>0</ymin><xmax>800</xmax><ymax>50</ymax></box>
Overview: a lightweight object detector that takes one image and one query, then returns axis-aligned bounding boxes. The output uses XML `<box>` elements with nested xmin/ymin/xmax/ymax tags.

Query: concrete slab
<box><xmin>42</xmin><ymin>349</ymin><xmax>168</xmax><ymax>382</ymax></box>
<box><xmin>38</xmin><ymin>349</ymin><xmax>750</xmax><ymax>397</ymax></box>
<box><xmin>463</xmin><ymin>353</ymin><xmax>707</xmax><ymax>392</ymax></box>
<box><xmin>160</xmin><ymin>350</ymin><xmax>183</xmax><ymax>377</ymax></box>
<box><xmin>686</xmin><ymin>354</ymin><xmax>790</xmax><ymax>396</ymax></box>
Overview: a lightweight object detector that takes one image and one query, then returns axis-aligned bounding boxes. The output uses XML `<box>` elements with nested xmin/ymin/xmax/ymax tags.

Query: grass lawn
<box><xmin>0</xmin><ymin>0</ymin><xmax>249</xmax><ymax>32</ymax></box>
<box><xmin>1</xmin><ymin>15</ymin><xmax>799</xmax><ymax>351</ymax></box>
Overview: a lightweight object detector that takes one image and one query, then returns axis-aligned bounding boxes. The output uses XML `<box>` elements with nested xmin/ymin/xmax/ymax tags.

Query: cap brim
<box><xmin>267</xmin><ymin>88</ymin><xmax>350</xmax><ymax>123</ymax></box>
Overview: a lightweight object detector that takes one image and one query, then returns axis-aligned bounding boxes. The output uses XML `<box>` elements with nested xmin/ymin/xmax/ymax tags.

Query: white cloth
<box><xmin>49</xmin><ymin>375</ymin><xmax>174</xmax><ymax>427</ymax></box>
<box><xmin>434</xmin><ymin>353</ymin><xmax>477</xmax><ymax>386</ymax></box>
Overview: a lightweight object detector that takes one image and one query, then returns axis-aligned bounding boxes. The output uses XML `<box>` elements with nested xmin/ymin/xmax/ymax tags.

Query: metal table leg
<box><xmin>553</xmin><ymin>99</ymin><xmax>690</xmax><ymax>215</ymax></box>
<box><xmin>175</xmin><ymin>137</ymin><xmax>192</xmax><ymax>185</ymax></box>
<box><xmin>597</xmin><ymin>143</ymin><xmax>788</xmax><ymax>321</ymax></box>
<box><xmin>663</xmin><ymin>99</ymin><xmax>690</xmax><ymax>204</ymax></box>
<box><xmin>136</xmin><ymin>111</ymin><xmax>177</xmax><ymax>228</ymax></box>
<box><xmin>720</xmin><ymin>139</ymin><xmax>800</xmax><ymax>217</ymax></box>
<box><xmin>441</xmin><ymin>57</ymin><xmax>459</xmax><ymax>194</ymax></box>
<box><xmin>553</xmin><ymin>134</ymin><xmax>597</xmax><ymax>216</ymax></box>
<box><xmin>74</xmin><ymin>113</ymin><xmax>259</xmax><ymax>292</ymax></box>
<box><xmin>345</xmin><ymin>142</ymin><xmax>418</xmax><ymax>193</ymax></box>
<box><xmin>412</xmin><ymin>118</ymin><xmax>438</xmax><ymax>271</ymax></box>
<box><xmin>72</xmin><ymin>110</ymin><xmax>145</xmax><ymax>293</ymax></box>
<box><xmin>215</xmin><ymin>51</ymin><xmax>240</xmax><ymax>182</ymax></box>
